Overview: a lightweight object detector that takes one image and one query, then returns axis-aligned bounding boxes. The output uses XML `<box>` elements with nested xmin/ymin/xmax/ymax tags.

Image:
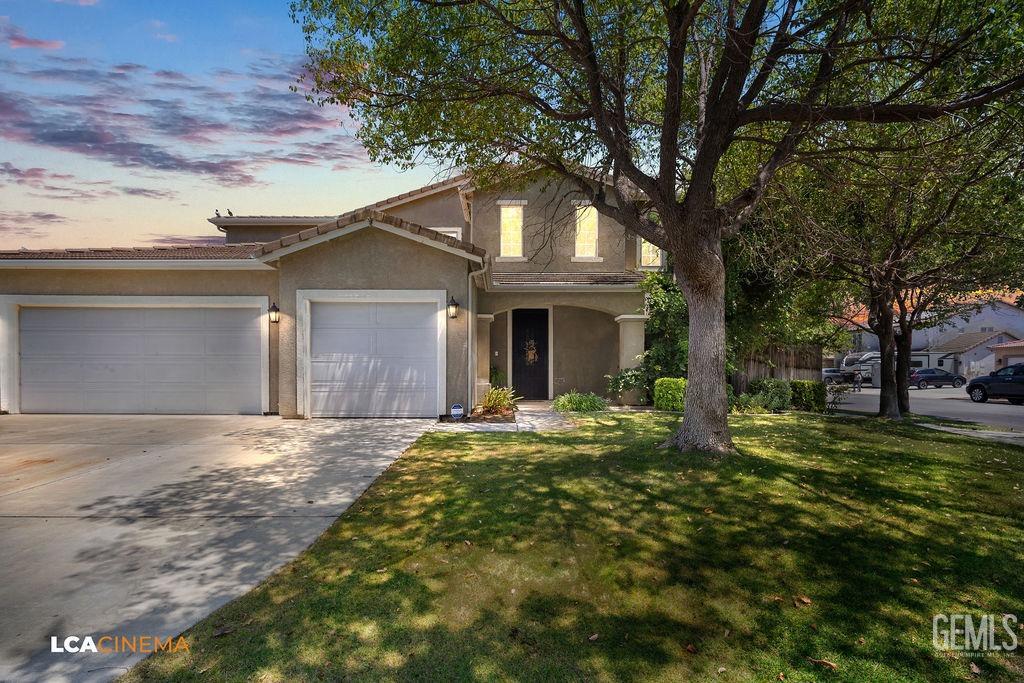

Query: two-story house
<box><xmin>0</xmin><ymin>175</ymin><xmax>656</xmax><ymax>417</ymax></box>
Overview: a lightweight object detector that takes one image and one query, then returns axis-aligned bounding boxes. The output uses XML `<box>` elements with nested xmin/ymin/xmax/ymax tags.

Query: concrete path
<box><xmin>431</xmin><ymin>401</ymin><xmax>575</xmax><ymax>433</ymax></box>
<box><xmin>0</xmin><ymin>415</ymin><xmax>430</xmax><ymax>683</ymax></box>
<box><xmin>842</xmin><ymin>386</ymin><xmax>1024</xmax><ymax>432</ymax></box>
<box><xmin>918</xmin><ymin>423</ymin><xmax>1024</xmax><ymax>447</ymax></box>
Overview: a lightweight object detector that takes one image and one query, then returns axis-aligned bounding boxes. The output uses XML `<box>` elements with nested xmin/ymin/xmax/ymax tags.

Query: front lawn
<box><xmin>125</xmin><ymin>413</ymin><xmax>1024</xmax><ymax>682</ymax></box>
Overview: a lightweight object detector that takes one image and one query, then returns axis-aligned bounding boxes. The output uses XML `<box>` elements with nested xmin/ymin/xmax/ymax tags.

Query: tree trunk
<box><xmin>870</xmin><ymin>300</ymin><xmax>902</xmax><ymax>420</ymax></box>
<box><xmin>895</xmin><ymin>326</ymin><xmax>912</xmax><ymax>415</ymax></box>
<box><xmin>665</xmin><ymin>227</ymin><xmax>733</xmax><ymax>455</ymax></box>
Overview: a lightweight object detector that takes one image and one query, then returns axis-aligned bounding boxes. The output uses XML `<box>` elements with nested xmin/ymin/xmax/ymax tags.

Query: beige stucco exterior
<box><xmin>273</xmin><ymin>227</ymin><xmax>472</xmax><ymax>417</ymax></box>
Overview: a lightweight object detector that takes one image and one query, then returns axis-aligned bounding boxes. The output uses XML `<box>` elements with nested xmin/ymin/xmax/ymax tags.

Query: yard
<box><xmin>125</xmin><ymin>413</ymin><xmax>1024</xmax><ymax>682</ymax></box>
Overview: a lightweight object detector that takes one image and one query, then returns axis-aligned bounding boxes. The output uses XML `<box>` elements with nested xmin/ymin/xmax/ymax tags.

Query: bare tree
<box><xmin>294</xmin><ymin>0</ymin><xmax>1024</xmax><ymax>453</ymax></box>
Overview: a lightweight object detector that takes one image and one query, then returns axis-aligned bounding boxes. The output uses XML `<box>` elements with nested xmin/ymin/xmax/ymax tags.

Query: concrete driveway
<box><xmin>843</xmin><ymin>386</ymin><xmax>1024</xmax><ymax>431</ymax></box>
<box><xmin>0</xmin><ymin>415</ymin><xmax>431</xmax><ymax>683</ymax></box>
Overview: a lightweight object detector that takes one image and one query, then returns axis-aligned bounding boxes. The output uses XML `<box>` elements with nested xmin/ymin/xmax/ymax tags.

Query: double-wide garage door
<box><xmin>19</xmin><ymin>307</ymin><xmax>262</xmax><ymax>414</ymax></box>
<box><xmin>309</xmin><ymin>301</ymin><xmax>439</xmax><ymax>417</ymax></box>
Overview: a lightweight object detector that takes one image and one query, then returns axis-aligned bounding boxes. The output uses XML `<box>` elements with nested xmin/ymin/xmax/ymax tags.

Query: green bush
<box><xmin>789</xmin><ymin>380</ymin><xmax>826</xmax><ymax>412</ymax></box>
<box><xmin>479</xmin><ymin>386</ymin><xmax>519</xmax><ymax>414</ymax></box>
<box><xmin>552</xmin><ymin>390</ymin><xmax>607</xmax><ymax>413</ymax></box>
<box><xmin>749</xmin><ymin>377</ymin><xmax>792</xmax><ymax>412</ymax></box>
<box><xmin>732</xmin><ymin>392</ymin><xmax>770</xmax><ymax>413</ymax></box>
<box><xmin>489</xmin><ymin>365</ymin><xmax>507</xmax><ymax>388</ymax></box>
<box><xmin>653</xmin><ymin>377</ymin><xmax>687</xmax><ymax>411</ymax></box>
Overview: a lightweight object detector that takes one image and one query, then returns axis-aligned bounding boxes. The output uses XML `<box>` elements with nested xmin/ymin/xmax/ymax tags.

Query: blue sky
<box><xmin>0</xmin><ymin>0</ymin><xmax>441</xmax><ymax>248</ymax></box>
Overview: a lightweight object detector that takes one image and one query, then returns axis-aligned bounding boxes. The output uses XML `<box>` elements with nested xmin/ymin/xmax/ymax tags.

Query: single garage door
<box><xmin>310</xmin><ymin>301</ymin><xmax>439</xmax><ymax>417</ymax></box>
<box><xmin>1009</xmin><ymin>356</ymin><xmax>1024</xmax><ymax>366</ymax></box>
<box><xmin>19</xmin><ymin>307</ymin><xmax>262</xmax><ymax>414</ymax></box>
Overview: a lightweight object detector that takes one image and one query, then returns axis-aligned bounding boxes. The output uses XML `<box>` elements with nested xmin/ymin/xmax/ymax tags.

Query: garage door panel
<box><xmin>312</xmin><ymin>301</ymin><xmax>374</xmax><ymax>327</ymax></box>
<box><xmin>309</xmin><ymin>300</ymin><xmax>440</xmax><ymax>417</ymax></box>
<box><xmin>375</xmin><ymin>303</ymin><xmax>436</xmax><ymax>328</ymax></box>
<box><xmin>19</xmin><ymin>306</ymin><xmax>262</xmax><ymax>414</ymax></box>
<box><xmin>1010</xmin><ymin>356</ymin><xmax>1024</xmax><ymax>365</ymax></box>
<box><xmin>312</xmin><ymin>330</ymin><xmax>374</xmax><ymax>356</ymax></box>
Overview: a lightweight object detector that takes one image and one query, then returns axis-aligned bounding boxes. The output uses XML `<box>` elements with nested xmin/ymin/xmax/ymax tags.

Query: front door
<box><xmin>512</xmin><ymin>308</ymin><xmax>548</xmax><ymax>399</ymax></box>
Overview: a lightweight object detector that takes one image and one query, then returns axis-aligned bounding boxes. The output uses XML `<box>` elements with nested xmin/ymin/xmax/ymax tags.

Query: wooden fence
<box><xmin>730</xmin><ymin>344</ymin><xmax>823</xmax><ymax>394</ymax></box>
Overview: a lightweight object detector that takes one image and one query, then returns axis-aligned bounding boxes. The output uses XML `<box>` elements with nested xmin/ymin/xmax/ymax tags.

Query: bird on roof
<box><xmin>215</xmin><ymin>209</ymin><xmax>221</xmax><ymax>217</ymax></box>
<box><xmin>227</xmin><ymin>209</ymin><xmax>233</xmax><ymax>216</ymax></box>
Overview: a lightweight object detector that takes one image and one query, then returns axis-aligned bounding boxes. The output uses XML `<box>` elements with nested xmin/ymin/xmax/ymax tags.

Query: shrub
<box><xmin>489</xmin><ymin>365</ymin><xmax>507</xmax><ymax>388</ymax></box>
<box><xmin>825</xmin><ymin>383</ymin><xmax>850</xmax><ymax>415</ymax></box>
<box><xmin>789</xmin><ymin>380</ymin><xmax>826</xmax><ymax>412</ymax></box>
<box><xmin>479</xmin><ymin>386</ymin><xmax>519</xmax><ymax>414</ymax></box>
<box><xmin>606</xmin><ymin>366</ymin><xmax>647</xmax><ymax>400</ymax></box>
<box><xmin>653</xmin><ymin>377</ymin><xmax>687</xmax><ymax>411</ymax></box>
<box><xmin>749</xmin><ymin>378</ymin><xmax>792</xmax><ymax>412</ymax></box>
<box><xmin>732</xmin><ymin>392</ymin><xmax>770</xmax><ymax>413</ymax></box>
<box><xmin>552</xmin><ymin>390</ymin><xmax>607</xmax><ymax>412</ymax></box>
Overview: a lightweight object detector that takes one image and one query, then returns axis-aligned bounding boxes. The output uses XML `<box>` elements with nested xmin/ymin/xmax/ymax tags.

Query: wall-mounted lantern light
<box><xmin>269</xmin><ymin>303</ymin><xmax>281</xmax><ymax>323</ymax></box>
<box><xmin>447</xmin><ymin>296</ymin><xmax>460</xmax><ymax>319</ymax></box>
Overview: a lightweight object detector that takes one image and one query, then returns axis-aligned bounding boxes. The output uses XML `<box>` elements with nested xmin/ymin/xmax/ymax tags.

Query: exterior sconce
<box><xmin>268</xmin><ymin>303</ymin><xmax>281</xmax><ymax>323</ymax></box>
<box><xmin>447</xmin><ymin>296</ymin><xmax>460</xmax><ymax>319</ymax></box>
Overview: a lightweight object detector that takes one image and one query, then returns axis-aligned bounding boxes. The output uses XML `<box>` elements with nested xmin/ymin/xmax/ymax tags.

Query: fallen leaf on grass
<box><xmin>807</xmin><ymin>657</ymin><xmax>838</xmax><ymax>671</ymax></box>
<box><xmin>213</xmin><ymin>627</ymin><xmax>233</xmax><ymax>638</ymax></box>
<box><xmin>970</xmin><ymin>662</ymin><xmax>981</xmax><ymax>676</ymax></box>
<box><xmin>588</xmin><ymin>633</ymin><xmax>599</xmax><ymax>642</ymax></box>
<box><xmin>703</xmin><ymin>507</ymin><xmax>714</xmax><ymax>515</ymax></box>
<box><xmin>686</xmin><ymin>643</ymin><xmax>697</xmax><ymax>654</ymax></box>
<box><xmin>777</xmin><ymin>674</ymin><xmax>785</xmax><ymax>681</ymax></box>
<box><xmin>717</xmin><ymin>666</ymin><xmax>726</xmax><ymax>674</ymax></box>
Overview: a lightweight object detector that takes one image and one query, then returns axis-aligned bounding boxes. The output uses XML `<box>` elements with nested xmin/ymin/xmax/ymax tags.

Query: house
<box><xmin>990</xmin><ymin>339</ymin><xmax>1024</xmax><ymax>370</ymax></box>
<box><xmin>0</xmin><ymin>176</ymin><xmax>656</xmax><ymax>417</ymax></box>
<box><xmin>924</xmin><ymin>330</ymin><xmax>1019</xmax><ymax>377</ymax></box>
<box><xmin>845</xmin><ymin>297</ymin><xmax>1024</xmax><ymax>359</ymax></box>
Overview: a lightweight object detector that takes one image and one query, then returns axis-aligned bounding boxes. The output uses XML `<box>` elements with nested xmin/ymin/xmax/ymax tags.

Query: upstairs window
<box><xmin>499</xmin><ymin>204</ymin><xmax>524</xmax><ymax>258</ymax></box>
<box><xmin>638</xmin><ymin>238</ymin><xmax>663</xmax><ymax>269</ymax></box>
<box><xmin>574</xmin><ymin>204</ymin><xmax>599</xmax><ymax>258</ymax></box>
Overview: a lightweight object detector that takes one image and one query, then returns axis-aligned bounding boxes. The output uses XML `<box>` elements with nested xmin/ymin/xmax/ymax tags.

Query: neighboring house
<box><xmin>990</xmin><ymin>339</ymin><xmax>1024</xmax><ymax>370</ymax></box>
<box><xmin>847</xmin><ymin>298</ymin><xmax>1024</xmax><ymax>355</ymax></box>
<box><xmin>924</xmin><ymin>331</ymin><xmax>1019</xmax><ymax>378</ymax></box>
<box><xmin>0</xmin><ymin>176</ymin><xmax>656</xmax><ymax>418</ymax></box>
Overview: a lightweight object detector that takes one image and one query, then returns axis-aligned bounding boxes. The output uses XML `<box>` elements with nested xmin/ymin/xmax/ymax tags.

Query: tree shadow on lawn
<box><xmin>126</xmin><ymin>413</ymin><xmax>1024</xmax><ymax>682</ymax></box>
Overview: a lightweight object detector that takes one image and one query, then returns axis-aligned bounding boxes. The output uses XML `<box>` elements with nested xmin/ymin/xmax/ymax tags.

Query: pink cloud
<box><xmin>1</xmin><ymin>17</ymin><xmax>64</xmax><ymax>50</ymax></box>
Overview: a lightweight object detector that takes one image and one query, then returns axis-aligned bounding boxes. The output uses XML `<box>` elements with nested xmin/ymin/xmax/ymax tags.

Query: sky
<box><xmin>0</xmin><ymin>0</ymin><xmax>442</xmax><ymax>249</ymax></box>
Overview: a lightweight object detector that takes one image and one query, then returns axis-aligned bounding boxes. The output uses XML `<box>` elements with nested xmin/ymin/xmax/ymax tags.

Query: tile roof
<box><xmin>989</xmin><ymin>339</ymin><xmax>1024</xmax><ymax>349</ymax></box>
<box><xmin>490</xmin><ymin>272</ymin><xmax>645</xmax><ymax>287</ymax></box>
<box><xmin>931</xmin><ymin>331</ymin><xmax>1018</xmax><ymax>353</ymax></box>
<box><xmin>0</xmin><ymin>244</ymin><xmax>262</xmax><ymax>260</ymax></box>
<box><xmin>259</xmin><ymin>208</ymin><xmax>486</xmax><ymax>259</ymax></box>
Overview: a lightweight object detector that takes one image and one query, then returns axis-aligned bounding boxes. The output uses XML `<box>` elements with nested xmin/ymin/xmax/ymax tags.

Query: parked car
<box><xmin>966</xmin><ymin>363</ymin><xmax>1024</xmax><ymax>404</ymax></box>
<box><xmin>909</xmin><ymin>368</ymin><xmax>966</xmax><ymax>389</ymax></box>
<box><xmin>822</xmin><ymin>367</ymin><xmax>853</xmax><ymax>385</ymax></box>
<box><xmin>843</xmin><ymin>352</ymin><xmax>881</xmax><ymax>379</ymax></box>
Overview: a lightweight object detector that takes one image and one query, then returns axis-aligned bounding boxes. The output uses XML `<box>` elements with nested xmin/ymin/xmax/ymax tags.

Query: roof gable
<box><xmin>259</xmin><ymin>209</ymin><xmax>484</xmax><ymax>263</ymax></box>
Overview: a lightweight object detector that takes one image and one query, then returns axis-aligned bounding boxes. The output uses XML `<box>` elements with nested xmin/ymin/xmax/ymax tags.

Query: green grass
<box><xmin>124</xmin><ymin>413</ymin><xmax>1024</xmax><ymax>682</ymax></box>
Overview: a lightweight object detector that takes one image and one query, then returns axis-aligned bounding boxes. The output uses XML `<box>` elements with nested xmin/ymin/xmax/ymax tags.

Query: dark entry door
<box><xmin>512</xmin><ymin>308</ymin><xmax>549</xmax><ymax>399</ymax></box>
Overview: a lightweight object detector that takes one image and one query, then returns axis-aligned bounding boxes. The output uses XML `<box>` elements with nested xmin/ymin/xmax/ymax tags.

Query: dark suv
<box><xmin>909</xmin><ymin>368</ymin><xmax>966</xmax><ymax>389</ymax></box>
<box><xmin>966</xmin><ymin>364</ymin><xmax>1024</xmax><ymax>404</ymax></box>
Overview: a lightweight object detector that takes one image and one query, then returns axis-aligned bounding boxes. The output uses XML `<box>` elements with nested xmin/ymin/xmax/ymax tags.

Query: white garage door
<box><xmin>19</xmin><ymin>307</ymin><xmax>262</xmax><ymax>414</ymax></box>
<box><xmin>1009</xmin><ymin>356</ymin><xmax>1024</xmax><ymax>366</ymax></box>
<box><xmin>310</xmin><ymin>301</ymin><xmax>439</xmax><ymax>417</ymax></box>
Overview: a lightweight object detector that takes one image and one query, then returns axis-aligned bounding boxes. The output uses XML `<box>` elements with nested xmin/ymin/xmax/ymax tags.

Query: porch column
<box><xmin>475</xmin><ymin>314</ymin><xmax>494</xmax><ymax>404</ymax></box>
<box><xmin>615</xmin><ymin>314</ymin><xmax>648</xmax><ymax>405</ymax></box>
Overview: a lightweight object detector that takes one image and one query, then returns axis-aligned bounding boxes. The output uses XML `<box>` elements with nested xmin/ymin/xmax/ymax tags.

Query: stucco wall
<box><xmin>472</xmin><ymin>181</ymin><xmax>630</xmax><ymax>272</ymax></box>
<box><xmin>552</xmin><ymin>306</ymin><xmax>619</xmax><ymax>396</ymax></box>
<box><xmin>479</xmin><ymin>290</ymin><xmax>644</xmax><ymax>317</ymax></box>
<box><xmin>490</xmin><ymin>311</ymin><xmax>508</xmax><ymax>385</ymax></box>
<box><xmin>224</xmin><ymin>226</ymin><xmax>314</xmax><ymax>244</ymax></box>
<box><xmin>275</xmin><ymin>228</ymin><xmax>471</xmax><ymax>417</ymax></box>
<box><xmin>384</xmin><ymin>190</ymin><xmax>467</xmax><ymax>232</ymax></box>
<box><xmin>0</xmin><ymin>269</ymin><xmax>280</xmax><ymax>412</ymax></box>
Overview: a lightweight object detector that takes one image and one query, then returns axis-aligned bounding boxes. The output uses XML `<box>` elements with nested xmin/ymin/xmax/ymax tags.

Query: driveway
<box><xmin>0</xmin><ymin>415</ymin><xmax>431</xmax><ymax>683</ymax></box>
<box><xmin>842</xmin><ymin>386</ymin><xmax>1024</xmax><ymax>431</ymax></box>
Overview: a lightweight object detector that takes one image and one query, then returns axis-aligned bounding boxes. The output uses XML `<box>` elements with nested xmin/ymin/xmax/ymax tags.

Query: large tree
<box><xmin>293</xmin><ymin>0</ymin><xmax>1024</xmax><ymax>453</ymax></box>
<box><xmin>762</xmin><ymin>118</ymin><xmax>1024</xmax><ymax>419</ymax></box>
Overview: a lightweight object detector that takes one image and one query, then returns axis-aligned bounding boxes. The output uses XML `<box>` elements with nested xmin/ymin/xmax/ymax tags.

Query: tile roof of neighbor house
<box><xmin>490</xmin><ymin>272</ymin><xmax>645</xmax><ymax>287</ymax></box>
<box><xmin>931</xmin><ymin>331</ymin><xmax>1019</xmax><ymax>353</ymax></box>
<box><xmin>989</xmin><ymin>339</ymin><xmax>1024</xmax><ymax>349</ymax></box>
<box><xmin>259</xmin><ymin>208</ymin><xmax>486</xmax><ymax>259</ymax></box>
<box><xmin>0</xmin><ymin>244</ymin><xmax>263</xmax><ymax>260</ymax></box>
